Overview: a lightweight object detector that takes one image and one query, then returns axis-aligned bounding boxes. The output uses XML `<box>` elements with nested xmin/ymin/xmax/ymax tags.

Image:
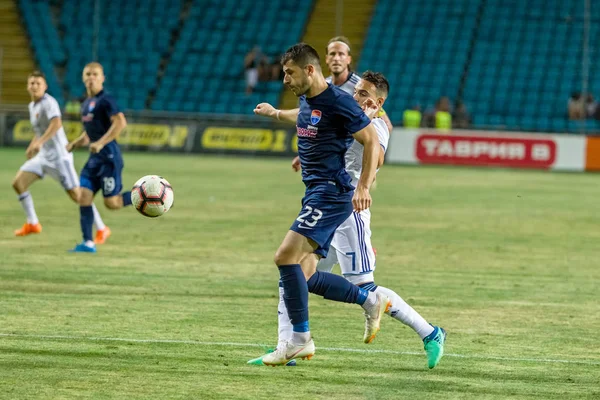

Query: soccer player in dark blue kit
<box><xmin>66</xmin><ymin>62</ymin><xmax>132</xmax><ymax>253</ymax></box>
<box><xmin>254</xmin><ymin>44</ymin><xmax>390</xmax><ymax>366</ymax></box>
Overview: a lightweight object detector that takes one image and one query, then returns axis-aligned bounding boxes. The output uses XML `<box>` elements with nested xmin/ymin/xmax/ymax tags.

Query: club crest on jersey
<box><xmin>311</xmin><ymin>110</ymin><xmax>322</xmax><ymax>125</ymax></box>
<box><xmin>88</xmin><ymin>101</ymin><xmax>96</xmax><ymax>112</ymax></box>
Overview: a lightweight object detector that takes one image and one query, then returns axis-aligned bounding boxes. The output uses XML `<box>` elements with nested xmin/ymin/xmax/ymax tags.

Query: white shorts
<box><xmin>317</xmin><ymin>209</ymin><xmax>376</xmax><ymax>284</ymax></box>
<box><xmin>20</xmin><ymin>152</ymin><xmax>79</xmax><ymax>191</ymax></box>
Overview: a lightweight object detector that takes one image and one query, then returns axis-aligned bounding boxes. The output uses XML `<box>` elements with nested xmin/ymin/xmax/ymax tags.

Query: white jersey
<box><xmin>345</xmin><ymin>118</ymin><xmax>389</xmax><ymax>187</ymax></box>
<box><xmin>325</xmin><ymin>71</ymin><xmax>361</xmax><ymax>96</ymax></box>
<box><xmin>29</xmin><ymin>94</ymin><xmax>69</xmax><ymax>161</ymax></box>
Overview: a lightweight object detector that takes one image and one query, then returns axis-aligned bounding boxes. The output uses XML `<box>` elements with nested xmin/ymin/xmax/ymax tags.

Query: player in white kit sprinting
<box><xmin>250</xmin><ymin>71</ymin><xmax>446</xmax><ymax>369</ymax></box>
<box><xmin>11</xmin><ymin>71</ymin><xmax>110</xmax><ymax>243</ymax></box>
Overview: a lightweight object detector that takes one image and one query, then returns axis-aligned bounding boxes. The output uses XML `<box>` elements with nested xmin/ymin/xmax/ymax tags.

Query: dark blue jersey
<box><xmin>297</xmin><ymin>84</ymin><xmax>370</xmax><ymax>190</ymax></box>
<box><xmin>81</xmin><ymin>90</ymin><xmax>121</xmax><ymax>143</ymax></box>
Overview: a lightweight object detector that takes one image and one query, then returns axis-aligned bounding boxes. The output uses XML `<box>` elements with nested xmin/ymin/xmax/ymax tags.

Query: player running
<box><xmin>252</xmin><ymin>43</ymin><xmax>390</xmax><ymax>366</ymax></box>
<box><xmin>11</xmin><ymin>71</ymin><xmax>110</xmax><ymax>243</ymax></box>
<box><xmin>66</xmin><ymin>62</ymin><xmax>132</xmax><ymax>253</ymax></box>
<box><xmin>250</xmin><ymin>71</ymin><xmax>446</xmax><ymax>369</ymax></box>
<box><xmin>291</xmin><ymin>36</ymin><xmax>392</xmax><ymax>172</ymax></box>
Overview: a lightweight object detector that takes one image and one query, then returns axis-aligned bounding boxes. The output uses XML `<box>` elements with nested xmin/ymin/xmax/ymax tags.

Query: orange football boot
<box><xmin>14</xmin><ymin>222</ymin><xmax>42</xmax><ymax>236</ymax></box>
<box><xmin>94</xmin><ymin>226</ymin><xmax>111</xmax><ymax>244</ymax></box>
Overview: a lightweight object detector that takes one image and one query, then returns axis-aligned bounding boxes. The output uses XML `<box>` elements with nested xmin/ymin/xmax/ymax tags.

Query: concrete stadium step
<box><xmin>280</xmin><ymin>0</ymin><xmax>377</xmax><ymax>110</ymax></box>
<box><xmin>0</xmin><ymin>0</ymin><xmax>37</xmax><ymax>105</ymax></box>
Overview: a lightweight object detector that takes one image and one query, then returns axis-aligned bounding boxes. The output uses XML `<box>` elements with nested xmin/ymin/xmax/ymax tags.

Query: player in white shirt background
<box><xmin>250</xmin><ymin>71</ymin><xmax>446</xmax><ymax>369</ymax></box>
<box><xmin>11</xmin><ymin>71</ymin><xmax>110</xmax><ymax>244</ymax></box>
<box><xmin>324</xmin><ymin>36</ymin><xmax>393</xmax><ymax>132</ymax></box>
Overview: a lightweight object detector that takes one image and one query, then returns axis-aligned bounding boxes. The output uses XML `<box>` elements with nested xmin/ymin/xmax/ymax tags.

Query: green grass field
<box><xmin>0</xmin><ymin>147</ymin><xmax>599</xmax><ymax>399</ymax></box>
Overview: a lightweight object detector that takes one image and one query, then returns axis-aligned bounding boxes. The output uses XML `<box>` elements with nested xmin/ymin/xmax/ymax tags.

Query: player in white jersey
<box><xmin>249</xmin><ymin>71</ymin><xmax>446</xmax><ymax>369</ymax></box>
<box><xmin>11</xmin><ymin>71</ymin><xmax>111</xmax><ymax>243</ymax></box>
<box><xmin>324</xmin><ymin>36</ymin><xmax>393</xmax><ymax>132</ymax></box>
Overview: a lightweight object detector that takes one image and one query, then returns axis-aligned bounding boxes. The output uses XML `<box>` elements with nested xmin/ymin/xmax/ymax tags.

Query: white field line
<box><xmin>1</xmin><ymin>332</ymin><xmax>599</xmax><ymax>366</ymax></box>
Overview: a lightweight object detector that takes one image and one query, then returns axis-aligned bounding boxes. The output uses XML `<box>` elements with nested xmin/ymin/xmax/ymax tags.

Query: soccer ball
<box><xmin>131</xmin><ymin>175</ymin><xmax>174</xmax><ymax>218</ymax></box>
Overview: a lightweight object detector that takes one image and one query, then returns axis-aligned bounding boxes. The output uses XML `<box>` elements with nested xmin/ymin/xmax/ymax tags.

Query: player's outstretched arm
<box><xmin>254</xmin><ymin>103</ymin><xmax>299</xmax><ymax>124</ymax></box>
<box><xmin>352</xmin><ymin>123</ymin><xmax>380</xmax><ymax>212</ymax></box>
<box><xmin>89</xmin><ymin>113</ymin><xmax>127</xmax><ymax>154</ymax></box>
<box><xmin>66</xmin><ymin>132</ymin><xmax>90</xmax><ymax>152</ymax></box>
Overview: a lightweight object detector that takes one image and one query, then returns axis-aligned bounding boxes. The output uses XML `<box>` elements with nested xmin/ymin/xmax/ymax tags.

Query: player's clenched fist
<box><xmin>254</xmin><ymin>103</ymin><xmax>276</xmax><ymax>118</ymax></box>
<box><xmin>89</xmin><ymin>142</ymin><xmax>104</xmax><ymax>154</ymax></box>
<box><xmin>361</xmin><ymin>98</ymin><xmax>380</xmax><ymax>119</ymax></box>
<box><xmin>352</xmin><ymin>186</ymin><xmax>372</xmax><ymax>212</ymax></box>
<box><xmin>291</xmin><ymin>156</ymin><xmax>301</xmax><ymax>172</ymax></box>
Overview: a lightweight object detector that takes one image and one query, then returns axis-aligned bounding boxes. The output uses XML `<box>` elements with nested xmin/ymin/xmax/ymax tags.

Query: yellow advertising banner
<box><xmin>12</xmin><ymin>120</ymin><xmax>188</xmax><ymax>148</ymax></box>
<box><xmin>201</xmin><ymin>127</ymin><xmax>287</xmax><ymax>152</ymax></box>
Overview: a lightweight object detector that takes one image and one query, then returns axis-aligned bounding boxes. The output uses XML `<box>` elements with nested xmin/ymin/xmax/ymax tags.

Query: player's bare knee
<box><xmin>67</xmin><ymin>189</ymin><xmax>80</xmax><ymax>203</ymax></box>
<box><xmin>274</xmin><ymin>247</ymin><xmax>295</xmax><ymax>266</ymax></box>
<box><xmin>273</xmin><ymin>250</ymin><xmax>286</xmax><ymax>266</ymax></box>
<box><xmin>104</xmin><ymin>197</ymin><xmax>122</xmax><ymax>210</ymax></box>
<box><xmin>12</xmin><ymin>178</ymin><xmax>23</xmax><ymax>194</ymax></box>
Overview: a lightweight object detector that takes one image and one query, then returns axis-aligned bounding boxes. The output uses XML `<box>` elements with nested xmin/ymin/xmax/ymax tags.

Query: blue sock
<box><xmin>80</xmin><ymin>206</ymin><xmax>94</xmax><ymax>243</ymax></box>
<box><xmin>122</xmin><ymin>191</ymin><xmax>132</xmax><ymax>207</ymax></box>
<box><xmin>278</xmin><ymin>264</ymin><xmax>309</xmax><ymax>332</ymax></box>
<box><xmin>307</xmin><ymin>271</ymin><xmax>370</xmax><ymax>305</ymax></box>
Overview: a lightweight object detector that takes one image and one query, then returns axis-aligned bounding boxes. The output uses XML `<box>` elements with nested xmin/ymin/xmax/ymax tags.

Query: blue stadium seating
<box><xmin>462</xmin><ymin>0</ymin><xmax>600</xmax><ymax>133</ymax></box>
<box><xmin>20</xmin><ymin>0</ymin><xmax>310</xmax><ymax>114</ymax></box>
<box><xmin>20</xmin><ymin>0</ymin><xmax>181</xmax><ymax>110</ymax></box>
<box><xmin>18</xmin><ymin>0</ymin><xmax>66</xmax><ymax>105</ymax></box>
<box><xmin>360</xmin><ymin>0</ymin><xmax>600</xmax><ymax>133</ymax></box>
<box><xmin>58</xmin><ymin>0</ymin><xmax>180</xmax><ymax>110</ymax></box>
<box><xmin>152</xmin><ymin>0</ymin><xmax>312</xmax><ymax>114</ymax></box>
<box><xmin>20</xmin><ymin>0</ymin><xmax>600</xmax><ymax>131</ymax></box>
<box><xmin>359</xmin><ymin>0</ymin><xmax>480</xmax><ymax>124</ymax></box>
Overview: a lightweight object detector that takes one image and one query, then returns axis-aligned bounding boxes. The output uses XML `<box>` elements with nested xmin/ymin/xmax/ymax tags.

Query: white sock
<box><xmin>84</xmin><ymin>240</ymin><xmax>95</xmax><ymax>248</ymax></box>
<box><xmin>375</xmin><ymin>286</ymin><xmax>434</xmax><ymax>340</ymax></box>
<box><xmin>291</xmin><ymin>331</ymin><xmax>311</xmax><ymax>345</ymax></box>
<box><xmin>92</xmin><ymin>203</ymin><xmax>106</xmax><ymax>230</ymax></box>
<box><xmin>361</xmin><ymin>291</ymin><xmax>378</xmax><ymax>310</ymax></box>
<box><xmin>18</xmin><ymin>191</ymin><xmax>39</xmax><ymax>224</ymax></box>
<box><xmin>277</xmin><ymin>285</ymin><xmax>293</xmax><ymax>346</ymax></box>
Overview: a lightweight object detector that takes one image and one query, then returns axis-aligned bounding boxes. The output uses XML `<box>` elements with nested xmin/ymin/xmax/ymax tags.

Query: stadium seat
<box><xmin>152</xmin><ymin>0</ymin><xmax>313</xmax><ymax>114</ymax></box>
<box><xmin>359</xmin><ymin>0</ymin><xmax>600</xmax><ymax>133</ymax></box>
<box><xmin>19</xmin><ymin>0</ymin><xmax>600</xmax><ymax>127</ymax></box>
<box><xmin>19</xmin><ymin>0</ymin><xmax>183</xmax><ymax>110</ymax></box>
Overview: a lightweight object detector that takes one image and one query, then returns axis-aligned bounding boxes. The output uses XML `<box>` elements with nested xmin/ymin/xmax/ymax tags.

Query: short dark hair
<box><xmin>361</xmin><ymin>71</ymin><xmax>389</xmax><ymax>97</ymax></box>
<box><xmin>281</xmin><ymin>43</ymin><xmax>321</xmax><ymax>69</ymax></box>
<box><xmin>28</xmin><ymin>70</ymin><xmax>46</xmax><ymax>80</ymax></box>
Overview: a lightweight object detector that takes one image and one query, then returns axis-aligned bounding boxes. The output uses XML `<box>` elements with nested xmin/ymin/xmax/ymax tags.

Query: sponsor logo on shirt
<box><xmin>297</xmin><ymin>125</ymin><xmax>318</xmax><ymax>138</ymax></box>
<box><xmin>88</xmin><ymin>101</ymin><xmax>96</xmax><ymax>112</ymax></box>
<box><xmin>82</xmin><ymin>113</ymin><xmax>94</xmax><ymax>122</ymax></box>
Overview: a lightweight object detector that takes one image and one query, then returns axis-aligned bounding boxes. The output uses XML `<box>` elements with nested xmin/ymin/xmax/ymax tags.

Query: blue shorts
<box><xmin>290</xmin><ymin>182</ymin><xmax>354</xmax><ymax>258</ymax></box>
<box><xmin>80</xmin><ymin>151</ymin><xmax>124</xmax><ymax>198</ymax></box>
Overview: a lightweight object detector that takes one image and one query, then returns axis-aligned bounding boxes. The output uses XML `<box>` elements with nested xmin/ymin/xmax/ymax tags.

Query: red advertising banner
<box><xmin>415</xmin><ymin>134</ymin><xmax>557</xmax><ymax>169</ymax></box>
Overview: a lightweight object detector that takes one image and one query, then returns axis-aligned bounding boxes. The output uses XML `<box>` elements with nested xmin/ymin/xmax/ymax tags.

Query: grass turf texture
<box><xmin>0</xmin><ymin>147</ymin><xmax>598</xmax><ymax>399</ymax></box>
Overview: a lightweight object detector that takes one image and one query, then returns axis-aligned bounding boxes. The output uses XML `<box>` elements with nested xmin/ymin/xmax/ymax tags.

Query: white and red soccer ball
<box><xmin>131</xmin><ymin>175</ymin><xmax>174</xmax><ymax>217</ymax></box>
